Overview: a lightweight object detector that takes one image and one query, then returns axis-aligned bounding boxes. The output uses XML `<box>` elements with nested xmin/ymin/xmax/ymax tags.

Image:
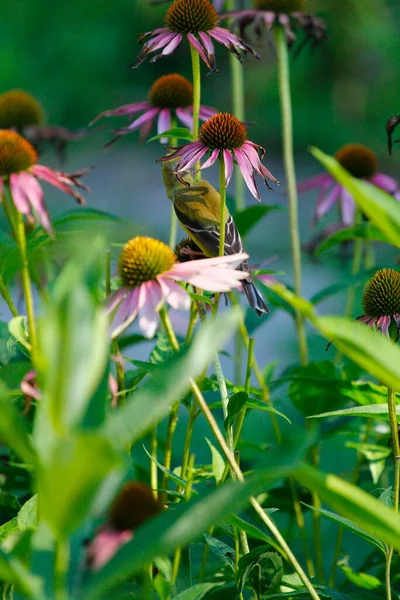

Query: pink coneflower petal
<box><xmin>198</xmin><ymin>32</ymin><xmax>216</xmax><ymax>69</ymax></box>
<box><xmin>19</xmin><ymin>172</ymin><xmax>52</xmax><ymax>233</ymax></box>
<box><xmin>376</xmin><ymin>315</ymin><xmax>391</xmax><ymax>336</ymax></box>
<box><xmin>199</xmin><ymin>106</ymin><xmax>218</xmax><ymax>120</ymax></box>
<box><xmin>177</xmin><ymin>146</ymin><xmax>209</xmax><ymax>171</ymax></box>
<box><xmin>138</xmin><ymin>282</ymin><xmax>163</xmax><ymax>338</ymax></box>
<box><xmin>223</xmin><ymin>149</ymin><xmax>234</xmax><ymax>186</ymax></box>
<box><xmin>370</xmin><ymin>173</ymin><xmax>400</xmax><ymax>196</ymax></box>
<box><xmin>10</xmin><ymin>173</ymin><xmax>31</xmax><ymax>215</ymax></box>
<box><xmin>157</xmin><ymin>108</ymin><xmax>172</xmax><ymax>144</ymax></box>
<box><xmin>176</xmin><ymin>108</ymin><xmax>194</xmax><ymax>130</ymax></box>
<box><xmin>32</xmin><ymin>165</ymin><xmax>86</xmax><ymax>204</ymax></box>
<box><xmin>88</xmin><ymin>527</ymin><xmax>133</xmax><ymax>571</ymax></box>
<box><xmin>315</xmin><ymin>184</ymin><xmax>341</xmax><ymax>221</ymax></box>
<box><xmin>187</xmin><ymin>33</ymin><xmax>210</xmax><ymax>68</ymax></box>
<box><xmin>89</xmin><ymin>102</ymin><xmax>152</xmax><ymax>125</ymax></box>
<box><xmin>124</xmin><ymin>108</ymin><xmax>160</xmax><ymax>132</ymax></box>
<box><xmin>234</xmin><ymin>148</ymin><xmax>260</xmax><ymax>200</ymax></box>
<box><xmin>201</xmin><ymin>148</ymin><xmax>220</xmax><ymax>170</ymax></box>
<box><xmin>357</xmin><ymin>315</ymin><xmax>375</xmax><ymax>325</ymax></box>
<box><xmin>147</xmin><ymin>32</ymin><xmax>177</xmax><ymax>53</ymax></box>
<box><xmin>112</xmin><ymin>289</ymin><xmax>140</xmax><ymax>334</ymax></box>
<box><xmin>340</xmin><ymin>188</ymin><xmax>356</xmax><ymax>225</ymax></box>
<box><xmin>107</xmin><ymin>289</ymin><xmax>127</xmax><ymax>314</ymax></box>
<box><xmin>161</xmin><ymin>33</ymin><xmax>183</xmax><ymax>57</ymax></box>
<box><xmin>171</xmin><ymin>253</ymin><xmax>249</xmax><ymax>291</ymax></box>
<box><xmin>297</xmin><ymin>173</ymin><xmax>332</xmax><ymax>193</ymax></box>
<box><xmin>158</xmin><ymin>277</ymin><xmax>191</xmax><ymax>311</ymax></box>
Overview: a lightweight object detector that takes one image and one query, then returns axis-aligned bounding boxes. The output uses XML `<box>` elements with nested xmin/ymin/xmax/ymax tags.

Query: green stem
<box><xmin>190</xmin><ymin>45</ymin><xmax>201</xmax><ymax>142</ymax></box>
<box><xmin>150</xmin><ymin>426</ymin><xmax>158</xmax><ymax>500</ymax></box>
<box><xmin>55</xmin><ymin>539</ymin><xmax>69</xmax><ymax>600</ymax></box>
<box><xmin>179</xmin><ymin>400</ymin><xmax>198</xmax><ymax>490</ymax></box>
<box><xmin>385</xmin><ymin>387</ymin><xmax>400</xmax><ymax>600</ymax></box>
<box><xmin>106</xmin><ymin>251</ymin><xmax>126</xmax><ymax>406</ymax></box>
<box><xmin>289</xmin><ymin>477</ymin><xmax>316</xmax><ymax>578</ymax></box>
<box><xmin>274</xmin><ymin>26</ymin><xmax>308</xmax><ymax>366</ymax></box>
<box><xmin>232</xmin><ymin>338</ymin><xmax>254</xmax><ymax>448</ymax></box>
<box><xmin>0</xmin><ymin>274</ymin><xmax>18</xmax><ymax>317</ymax></box>
<box><xmin>364</xmin><ymin>240</ymin><xmax>375</xmax><ymax>270</ymax></box>
<box><xmin>310</xmin><ymin>444</ymin><xmax>324</xmax><ymax>582</ymax></box>
<box><xmin>218</xmin><ymin>156</ymin><xmax>227</xmax><ymax>258</ymax></box>
<box><xmin>168</xmin><ymin>115</ymin><xmax>179</xmax><ymax>249</ymax></box>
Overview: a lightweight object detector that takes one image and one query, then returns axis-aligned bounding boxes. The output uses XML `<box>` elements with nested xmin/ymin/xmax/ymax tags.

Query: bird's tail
<box><xmin>242</xmin><ymin>280</ymin><xmax>269</xmax><ymax>317</ymax></box>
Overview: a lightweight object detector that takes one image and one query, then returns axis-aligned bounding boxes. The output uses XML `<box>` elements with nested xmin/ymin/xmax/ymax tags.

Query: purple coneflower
<box><xmin>108</xmin><ymin>236</ymin><xmax>248</xmax><ymax>338</ymax></box>
<box><xmin>160</xmin><ymin>112</ymin><xmax>278</xmax><ymax>201</ymax></box>
<box><xmin>0</xmin><ymin>130</ymin><xmax>88</xmax><ymax>234</ymax></box>
<box><xmin>224</xmin><ymin>0</ymin><xmax>326</xmax><ymax>49</ymax></box>
<box><xmin>298</xmin><ymin>144</ymin><xmax>400</xmax><ymax>226</ymax></box>
<box><xmin>87</xmin><ymin>482</ymin><xmax>163</xmax><ymax>570</ymax></box>
<box><xmin>90</xmin><ymin>73</ymin><xmax>216</xmax><ymax>143</ymax></box>
<box><xmin>132</xmin><ymin>0</ymin><xmax>259</xmax><ymax>71</ymax></box>
<box><xmin>357</xmin><ymin>268</ymin><xmax>400</xmax><ymax>342</ymax></box>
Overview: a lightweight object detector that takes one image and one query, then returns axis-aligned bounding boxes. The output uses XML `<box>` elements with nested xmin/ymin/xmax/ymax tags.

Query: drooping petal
<box><xmin>107</xmin><ymin>289</ymin><xmax>127</xmax><ymax>314</ymax></box>
<box><xmin>370</xmin><ymin>173</ymin><xmax>400</xmax><ymax>197</ymax></box>
<box><xmin>170</xmin><ymin>253</ymin><xmax>249</xmax><ymax>292</ymax></box>
<box><xmin>120</xmin><ymin>108</ymin><xmax>160</xmax><ymax>133</ymax></box>
<box><xmin>176</xmin><ymin>108</ymin><xmax>194</xmax><ymax>130</ymax></box>
<box><xmin>176</xmin><ymin>146</ymin><xmax>209</xmax><ymax>171</ymax></box>
<box><xmin>356</xmin><ymin>315</ymin><xmax>375</xmax><ymax>326</ymax></box>
<box><xmin>159</xmin><ymin>33</ymin><xmax>183</xmax><ymax>57</ymax></box>
<box><xmin>157</xmin><ymin>108</ymin><xmax>172</xmax><ymax>144</ymax></box>
<box><xmin>315</xmin><ymin>184</ymin><xmax>341</xmax><ymax>221</ymax></box>
<box><xmin>157</xmin><ymin>277</ymin><xmax>191</xmax><ymax>311</ymax></box>
<box><xmin>297</xmin><ymin>173</ymin><xmax>333</xmax><ymax>193</ymax></box>
<box><xmin>198</xmin><ymin>32</ymin><xmax>216</xmax><ymax>71</ymax></box>
<box><xmin>340</xmin><ymin>188</ymin><xmax>356</xmax><ymax>225</ymax></box>
<box><xmin>138</xmin><ymin>281</ymin><xmax>163</xmax><ymax>339</ymax></box>
<box><xmin>234</xmin><ymin>148</ymin><xmax>260</xmax><ymax>200</ymax></box>
<box><xmin>111</xmin><ymin>288</ymin><xmax>140</xmax><ymax>338</ymax></box>
<box><xmin>198</xmin><ymin>105</ymin><xmax>218</xmax><ymax>120</ymax></box>
<box><xmin>9</xmin><ymin>173</ymin><xmax>32</xmax><ymax>215</ymax></box>
<box><xmin>201</xmin><ymin>148</ymin><xmax>220</xmax><ymax>170</ymax></box>
<box><xmin>32</xmin><ymin>164</ymin><xmax>88</xmax><ymax>204</ymax></box>
<box><xmin>87</xmin><ymin>527</ymin><xmax>133</xmax><ymax>571</ymax></box>
<box><xmin>18</xmin><ymin>171</ymin><xmax>52</xmax><ymax>233</ymax></box>
<box><xmin>223</xmin><ymin>149</ymin><xmax>234</xmax><ymax>186</ymax></box>
<box><xmin>376</xmin><ymin>315</ymin><xmax>391</xmax><ymax>337</ymax></box>
<box><xmin>187</xmin><ymin>33</ymin><xmax>211</xmax><ymax>68</ymax></box>
<box><xmin>89</xmin><ymin>102</ymin><xmax>151</xmax><ymax>126</ymax></box>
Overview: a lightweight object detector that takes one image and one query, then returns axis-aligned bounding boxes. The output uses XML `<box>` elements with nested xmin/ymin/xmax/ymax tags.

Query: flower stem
<box><xmin>385</xmin><ymin>387</ymin><xmax>400</xmax><ymax>600</ymax></box>
<box><xmin>190</xmin><ymin>45</ymin><xmax>201</xmax><ymax>142</ymax></box>
<box><xmin>55</xmin><ymin>539</ymin><xmax>69</xmax><ymax>600</ymax></box>
<box><xmin>274</xmin><ymin>25</ymin><xmax>308</xmax><ymax>366</ymax></box>
<box><xmin>106</xmin><ymin>250</ymin><xmax>126</xmax><ymax>405</ymax></box>
<box><xmin>168</xmin><ymin>116</ymin><xmax>179</xmax><ymax>249</ymax></box>
<box><xmin>0</xmin><ymin>274</ymin><xmax>18</xmax><ymax>317</ymax></box>
<box><xmin>150</xmin><ymin>426</ymin><xmax>158</xmax><ymax>500</ymax></box>
<box><xmin>218</xmin><ymin>156</ymin><xmax>227</xmax><ymax>258</ymax></box>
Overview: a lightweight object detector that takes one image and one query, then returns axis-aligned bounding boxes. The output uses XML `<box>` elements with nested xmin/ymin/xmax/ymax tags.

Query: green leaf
<box><xmin>148</xmin><ymin>127</ymin><xmax>192</xmax><ymax>142</ymax></box>
<box><xmin>340</xmin><ymin>565</ymin><xmax>382</xmax><ymax>590</ymax></box>
<box><xmin>224</xmin><ymin>391</ymin><xmax>248</xmax><ymax>430</ymax></box>
<box><xmin>311</xmin><ymin>147</ymin><xmax>400</xmax><ymax>248</ymax></box>
<box><xmin>104</xmin><ymin>311</ymin><xmax>240</xmax><ymax>450</ymax></box>
<box><xmin>8</xmin><ymin>317</ymin><xmax>30</xmax><ymax>351</ymax></box>
<box><xmin>226</xmin><ymin>514</ymin><xmax>280</xmax><ymax>552</ymax></box>
<box><xmin>203</xmin><ymin>535</ymin><xmax>235</xmax><ymax>570</ymax></box>
<box><xmin>173</xmin><ymin>584</ymin><xmax>224</xmax><ymax>600</ymax></box>
<box><xmin>268</xmin><ymin>285</ymin><xmax>316</xmax><ymax>321</ymax></box>
<box><xmin>233</xmin><ymin>205</ymin><xmax>280</xmax><ymax>237</ymax></box>
<box><xmin>205</xmin><ymin>439</ymin><xmax>225</xmax><ymax>484</ymax></box>
<box><xmin>17</xmin><ymin>495</ymin><xmax>37</xmax><ymax>531</ymax></box>
<box><xmin>288</xmin><ymin>362</ymin><xmax>348</xmax><ymax>417</ymax></box>
<box><xmin>293</xmin><ymin>463</ymin><xmax>400</xmax><ymax>552</ymax></box>
<box><xmin>0</xmin><ymin>382</ymin><xmax>36</xmax><ymax>464</ymax></box>
<box><xmin>142</xmin><ymin>446</ymin><xmax>189</xmax><ymax>491</ymax></box>
<box><xmin>315</xmin><ymin>222</ymin><xmax>389</xmax><ymax>255</ymax></box>
<box><xmin>0</xmin><ymin>518</ymin><xmax>19</xmax><ymax>543</ymax></box>
<box><xmin>238</xmin><ymin>548</ymin><xmax>283</xmax><ymax>597</ymax></box>
<box><xmin>308</xmin><ymin>403</ymin><xmax>398</xmax><ymax>420</ymax></box>
<box><xmin>0</xmin><ymin>547</ymin><xmax>44</xmax><ymax>599</ymax></box>
<box><xmin>301</xmin><ymin>502</ymin><xmax>386</xmax><ymax>552</ymax></box>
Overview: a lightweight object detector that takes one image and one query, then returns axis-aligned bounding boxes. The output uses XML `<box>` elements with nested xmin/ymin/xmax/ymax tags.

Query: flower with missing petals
<box><xmin>132</xmin><ymin>0</ymin><xmax>259</xmax><ymax>71</ymax></box>
<box><xmin>0</xmin><ymin>130</ymin><xmax>89</xmax><ymax>233</ymax></box>
<box><xmin>108</xmin><ymin>236</ymin><xmax>248</xmax><ymax>338</ymax></box>
<box><xmin>87</xmin><ymin>482</ymin><xmax>163</xmax><ymax>570</ymax></box>
<box><xmin>224</xmin><ymin>0</ymin><xmax>326</xmax><ymax>50</ymax></box>
<box><xmin>357</xmin><ymin>269</ymin><xmax>400</xmax><ymax>341</ymax></box>
<box><xmin>298</xmin><ymin>144</ymin><xmax>400</xmax><ymax>226</ymax></box>
<box><xmin>90</xmin><ymin>73</ymin><xmax>216</xmax><ymax>144</ymax></box>
<box><xmin>160</xmin><ymin>112</ymin><xmax>278</xmax><ymax>201</ymax></box>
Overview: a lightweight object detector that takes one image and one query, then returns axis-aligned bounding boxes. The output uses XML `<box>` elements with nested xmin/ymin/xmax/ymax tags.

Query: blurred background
<box><xmin>2</xmin><ymin>0</ymin><xmax>400</xmax><ymax>580</ymax></box>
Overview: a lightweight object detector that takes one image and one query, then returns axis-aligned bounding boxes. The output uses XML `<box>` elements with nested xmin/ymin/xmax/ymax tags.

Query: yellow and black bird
<box><xmin>162</xmin><ymin>161</ymin><xmax>269</xmax><ymax>316</ymax></box>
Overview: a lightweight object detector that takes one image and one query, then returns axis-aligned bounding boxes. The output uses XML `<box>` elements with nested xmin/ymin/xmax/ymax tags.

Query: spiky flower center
<box><xmin>362</xmin><ymin>268</ymin><xmax>400</xmax><ymax>316</ymax></box>
<box><xmin>0</xmin><ymin>130</ymin><xmax>38</xmax><ymax>176</ymax></box>
<box><xmin>165</xmin><ymin>0</ymin><xmax>219</xmax><ymax>34</ymax></box>
<box><xmin>118</xmin><ymin>236</ymin><xmax>176</xmax><ymax>288</ymax></box>
<box><xmin>108</xmin><ymin>483</ymin><xmax>163</xmax><ymax>531</ymax></box>
<box><xmin>149</xmin><ymin>74</ymin><xmax>193</xmax><ymax>109</ymax></box>
<box><xmin>199</xmin><ymin>113</ymin><xmax>247</xmax><ymax>150</ymax></box>
<box><xmin>254</xmin><ymin>0</ymin><xmax>307</xmax><ymax>12</ymax></box>
<box><xmin>335</xmin><ymin>144</ymin><xmax>378</xmax><ymax>179</ymax></box>
<box><xmin>0</xmin><ymin>90</ymin><xmax>44</xmax><ymax>130</ymax></box>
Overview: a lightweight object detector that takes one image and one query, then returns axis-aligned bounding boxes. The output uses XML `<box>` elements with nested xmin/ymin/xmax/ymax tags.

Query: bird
<box><xmin>161</xmin><ymin>161</ymin><xmax>269</xmax><ymax>316</ymax></box>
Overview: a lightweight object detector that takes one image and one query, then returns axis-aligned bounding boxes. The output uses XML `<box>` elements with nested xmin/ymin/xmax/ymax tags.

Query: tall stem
<box><xmin>190</xmin><ymin>46</ymin><xmax>201</xmax><ymax>142</ymax></box>
<box><xmin>385</xmin><ymin>387</ymin><xmax>400</xmax><ymax>600</ymax></box>
<box><xmin>55</xmin><ymin>539</ymin><xmax>69</xmax><ymax>600</ymax></box>
<box><xmin>168</xmin><ymin>116</ymin><xmax>179</xmax><ymax>249</ymax></box>
<box><xmin>274</xmin><ymin>26</ymin><xmax>308</xmax><ymax>366</ymax></box>
<box><xmin>150</xmin><ymin>426</ymin><xmax>158</xmax><ymax>500</ymax></box>
<box><xmin>0</xmin><ymin>274</ymin><xmax>18</xmax><ymax>317</ymax></box>
<box><xmin>218</xmin><ymin>157</ymin><xmax>226</xmax><ymax>258</ymax></box>
<box><xmin>106</xmin><ymin>251</ymin><xmax>126</xmax><ymax>405</ymax></box>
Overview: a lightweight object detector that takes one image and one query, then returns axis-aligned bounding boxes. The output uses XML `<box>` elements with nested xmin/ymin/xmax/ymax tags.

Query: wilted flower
<box><xmin>387</xmin><ymin>115</ymin><xmax>400</xmax><ymax>155</ymax></box>
<box><xmin>357</xmin><ymin>268</ymin><xmax>400</xmax><ymax>341</ymax></box>
<box><xmin>223</xmin><ymin>0</ymin><xmax>326</xmax><ymax>50</ymax></box>
<box><xmin>90</xmin><ymin>73</ymin><xmax>216</xmax><ymax>143</ymax></box>
<box><xmin>132</xmin><ymin>0</ymin><xmax>259</xmax><ymax>71</ymax></box>
<box><xmin>0</xmin><ymin>130</ymin><xmax>89</xmax><ymax>233</ymax></box>
<box><xmin>108</xmin><ymin>236</ymin><xmax>248</xmax><ymax>338</ymax></box>
<box><xmin>0</xmin><ymin>89</ymin><xmax>86</xmax><ymax>161</ymax></box>
<box><xmin>87</xmin><ymin>482</ymin><xmax>163</xmax><ymax>570</ymax></box>
<box><xmin>298</xmin><ymin>144</ymin><xmax>400</xmax><ymax>226</ymax></box>
<box><xmin>160</xmin><ymin>112</ymin><xmax>278</xmax><ymax>201</ymax></box>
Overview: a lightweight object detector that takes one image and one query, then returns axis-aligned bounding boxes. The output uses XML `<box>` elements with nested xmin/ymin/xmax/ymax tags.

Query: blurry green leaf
<box><xmin>244</xmin><ymin>399</ymin><xmax>291</xmax><ymax>423</ymax></box>
<box><xmin>0</xmin><ymin>383</ymin><xmax>36</xmax><ymax>464</ymax></box>
<box><xmin>269</xmin><ymin>285</ymin><xmax>316</xmax><ymax>320</ymax></box>
<box><xmin>148</xmin><ymin>127</ymin><xmax>192</xmax><ymax>142</ymax></box>
<box><xmin>308</xmin><ymin>403</ymin><xmax>397</xmax><ymax>420</ymax></box>
<box><xmin>293</xmin><ymin>463</ymin><xmax>400</xmax><ymax>552</ymax></box>
<box><xmin>346</xmin><ymin>442</ymin><xmax>389</xmax><ymax>484</ymax></box>
<box><xmin>301</xmin><ymin>503</ymin><xmax>386</xmax><ymax>552</ymax></box>
<box><xmin>311</xmin><ymin>147</ymin><xmax>400</xmax><ymax>248</ymax></box>
<box><xmin>238</xmin><ymin>548</ymin><xmax>283</xmax><ymax>597</ymax></box>
<box><xmin>224</xmin><ymin>392</ymin><xmax>247</xmax><ymax>430</ymax></box>
<box><xmin>288</xmin><ymin>362</ymin><xmax>348</xmax><ymax>417</ymax></box>
<box><xmin>340</xmin><ymin>566</ymin><xmax>381</xmax><ymax>590</ymax></box>
<box><xmin>173</xmin><ymin>584</ymin><xmax>224</xmax><ymax>600</ymax></box>
<box><xmin>379</xmin><ymin>487</ymin><xmax>393</xmax><ymax>508</ymax></box>
<box><xmin>0</xmin><ymin>518</ymin><xmax>19</xmax><ymax>543</ymax></box>
<box><xmin>104</xmin><ymin>311</ymin><xmax>240</xmax><ymax>450</ymax></box>
<box><xmin>233</xmin><ymin>205</ymin><xmax>280</xmax><ymax>237</ymax></box>
<box><xmin>227</xmin><ymin>514</ymin><xmax>279</xmax><ymax>550</ymax></box>
<box><xmin>8</xmin><ymin>318</ymin><xmax>30</xmax><ymax>352</ymax></box>
<box><xmin>17</xmin><ymin>495</ymin><xmax>37</xmax><ymax>531</ymax></box>
<box><xmin>203</xmin><ymin>535</ymin><xmax>235</xmax><ymax>570</ymax></box>
<box><xmin>143</xmin><ymin>446</ymin><xmax>189</xmax><ymax>491</ymax></box>
<box><xmin>54</xmin><ymin>207</ymin><xmax>125</xmax><ymax>227</ymax></box>
<box><xmin>315</xmin><ymin>223</ymin><xmax>388</xmax><ymax>254</ymax></box>
<box><xmin>205</xmin><ymin>439</ymin><xmax>225</xmax><ymax>484</ymax></box>
<box><xmin>38</xmin><ymin>433</ymin><xmax>122</xmax><ymax>538</ymax></box>
<box><xmin>0</xmin><ymin>548</ymin><xmax>43</xmax><ymax>599</ymax></box>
